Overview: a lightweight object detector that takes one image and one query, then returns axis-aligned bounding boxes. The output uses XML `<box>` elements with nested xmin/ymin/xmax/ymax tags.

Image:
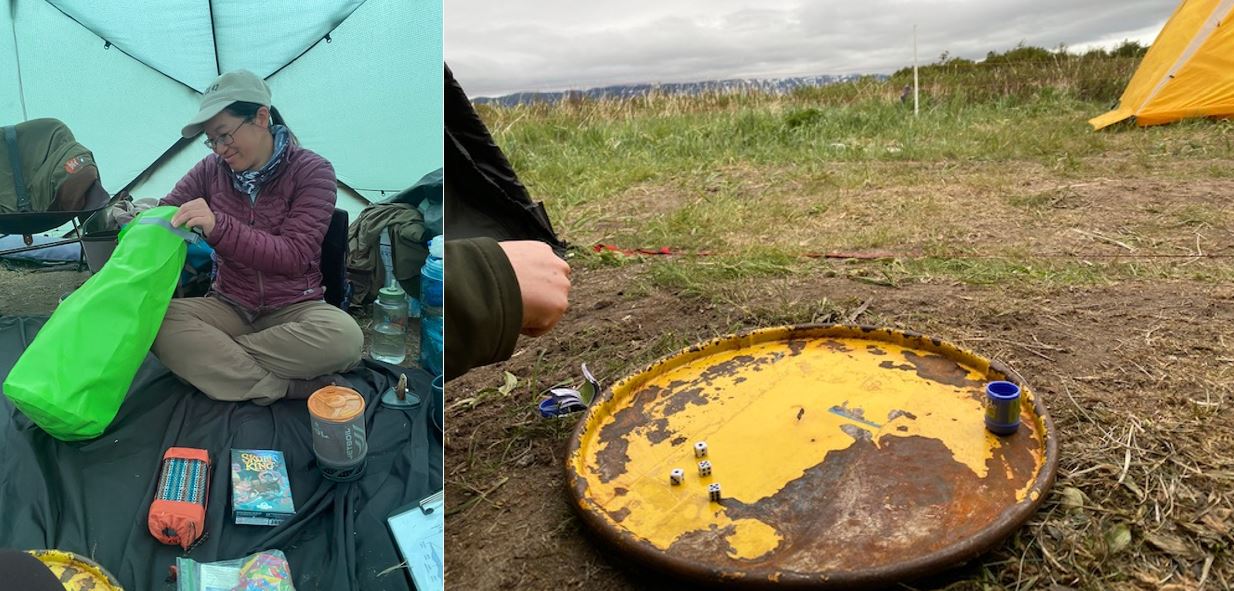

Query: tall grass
<box><xmin>886</xmin><ymin>55</ymin><xmax>1143</xmax><ymax>105</ymax></box>
<box><xmin>474</xmin><ymin>50</ymin><xmax>1234</xmax><ymax>289</ymax></box>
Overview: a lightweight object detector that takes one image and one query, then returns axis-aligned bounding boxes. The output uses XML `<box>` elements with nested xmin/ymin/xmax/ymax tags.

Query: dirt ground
<box><xmin>444</xmin><ymin>161</ymin><xmax>1234</xmax><ymax>591</ymax></box>
<box><xmin>446</xmin><ymin>268</ymin><xmax>1234</xmax><ymax>590</ymax></box>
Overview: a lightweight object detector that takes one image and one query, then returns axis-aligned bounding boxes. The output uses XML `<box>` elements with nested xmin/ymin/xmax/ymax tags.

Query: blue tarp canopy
<box><xmin>2</xmin><ymin>0</ymin><xmax>442</xmax><ymax>216</ymax></box>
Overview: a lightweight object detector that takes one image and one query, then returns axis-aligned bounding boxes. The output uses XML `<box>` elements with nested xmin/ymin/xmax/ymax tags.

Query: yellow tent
<box><xmin>1090</xmin><ymin>0</ymin><xmax>1234</xmax><ymax>130</ymax></box>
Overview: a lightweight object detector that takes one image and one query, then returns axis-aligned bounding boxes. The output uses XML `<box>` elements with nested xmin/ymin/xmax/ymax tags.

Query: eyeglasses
<box><xmin>203</xmin><ymin>118</ymin><xmax>253</xmax><ymax>150</ymax></box>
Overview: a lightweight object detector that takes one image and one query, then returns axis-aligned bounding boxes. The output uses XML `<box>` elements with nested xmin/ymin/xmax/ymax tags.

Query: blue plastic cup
<box><xmin>984</xmin><ymin>381</ymin><xmax>1021</xmax><ymax>435</ymax></box>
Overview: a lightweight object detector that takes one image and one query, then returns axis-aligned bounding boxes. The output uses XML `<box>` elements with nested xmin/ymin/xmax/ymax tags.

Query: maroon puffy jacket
<box><xmin>160</xmin><ymin>143</ymin><xmax>336</xmax><ymax>313</ymax></box>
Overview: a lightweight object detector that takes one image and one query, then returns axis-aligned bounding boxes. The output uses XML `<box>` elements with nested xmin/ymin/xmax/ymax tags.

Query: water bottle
<box><xmin>371</xmin><ymin>285</ymin><xmax>408</xmax><ymax>364</ymax></box>
<box><xmin>419</xmin><ymin>236</ymin><xmax>444</xmax><ymax>377</ymax></box>
<box><xmin>380</xmin><ymin>227</ymin><xmax>422</xmax><ymax>319</ymax></box>
<box><xmin>378</xmin><ymin>230</ymin><xmax>395</xmax><ymax>288</ymax></box>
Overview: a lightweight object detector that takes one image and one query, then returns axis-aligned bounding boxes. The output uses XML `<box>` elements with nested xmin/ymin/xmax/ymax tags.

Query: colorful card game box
<box><xmin>230</xmin><ymin>450</ymin><xmax>296</xmax><ymax>526</ymax></box>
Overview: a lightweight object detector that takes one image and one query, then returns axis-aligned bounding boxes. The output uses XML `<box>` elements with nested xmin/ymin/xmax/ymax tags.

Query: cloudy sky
<box><xmin>445</xmin><ymin>0</ymin><xmax>1173</xmax><ymax>97</ymax></box>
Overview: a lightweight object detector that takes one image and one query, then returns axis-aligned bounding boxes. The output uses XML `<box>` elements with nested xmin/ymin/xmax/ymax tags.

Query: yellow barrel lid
<box><xmin>565</xmin><ymin>324</ymin><xmax>1058</xmax><ymax>588</ymax></box>
<box><xmin>308</xmin><ymin>386</ymin><xmax>365</xmax><ymax>421</ymax></box>
<box><xmin>27</xmin><ymin>550</ymin><xmax>124</xmax><ymax>591</ymax></box>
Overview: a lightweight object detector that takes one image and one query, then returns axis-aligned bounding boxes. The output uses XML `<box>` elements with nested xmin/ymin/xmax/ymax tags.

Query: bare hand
<box><xmin>170</xmin><ymin>198</ymin><xmax>217</xmax><ymax>237</ymax></box>
<box><xmin>499</xmin><ymin>241</ymin><xmax>571</xmax><ymax>337</ymax></box>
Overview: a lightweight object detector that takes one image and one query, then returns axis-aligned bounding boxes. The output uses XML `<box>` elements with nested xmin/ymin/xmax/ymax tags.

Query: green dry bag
<box><xmin>2</xmin><ymin>206</ymin><xmax>193</xmax><ymax>440</ymax></box>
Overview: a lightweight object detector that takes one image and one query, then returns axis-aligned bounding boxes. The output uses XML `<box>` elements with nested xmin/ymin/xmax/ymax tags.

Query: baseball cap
<box><xmin>181</xmin><ymin>70</ymin><xmax>272</xmax><ymax>138</ymax></box>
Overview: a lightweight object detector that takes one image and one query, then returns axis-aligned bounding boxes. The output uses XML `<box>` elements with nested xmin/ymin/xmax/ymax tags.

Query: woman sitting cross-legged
<box><xmin>152</xmin><ymin>69</ymin><xmax>363</xmax><ymax>404</ymax></box>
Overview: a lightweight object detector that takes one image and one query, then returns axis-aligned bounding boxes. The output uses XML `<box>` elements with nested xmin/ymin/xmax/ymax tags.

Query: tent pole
<box><xmin>121</xmin><ymin>136</ymin><xmax>196</xmax><ymax>192</ymax></box>
<box><xmin>9</xmin><ymin>0</ymin><xmax>28</xmax><ymax>120</ymax></box>
<box><xmin>207</xmin><ymin>0</ymin><xmax>220</xmax><ymax>75</ymax></box>
<box><xmin>266</xmin><ymin>0</ymin><xmax>369</xmax><ymax>81</ymax></box>
<box><xmin>41</xmin><ymin>2</ymin><xmax>202</xmax><ymax>94</ymax></box>
<box><xmin>913</xmin><ymin>24</ymin><xmax>919</xmax><ymax>117</ymax></box>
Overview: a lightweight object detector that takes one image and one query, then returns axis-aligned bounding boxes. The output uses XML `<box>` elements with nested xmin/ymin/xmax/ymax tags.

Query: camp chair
<box><xmin>0</xmin><ymin>182</ymin><xmax>112</xmax><ymax>272</ymax></box>
<box><xmin>1</xmin><ymin>120</ymin><xmax>115</xmax><ymax>271</ymax></box>
<box><xmin>322</xmin><ymin>208</ymin><xmax>351</xmax><ymax>310</ymax></box>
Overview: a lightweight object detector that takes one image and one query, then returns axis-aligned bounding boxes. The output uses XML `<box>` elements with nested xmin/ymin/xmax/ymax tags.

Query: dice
<box><xmin>698</xmin><ymin>460</ymin><xmax>712</xmax><ymax>476</ymax></box>
<box><xmin>694</xmin><ymin>441</ymin><xmax>708</xmax><ymax>458</ymax></box>
<box><xmin>708</xmin><ymin>483</ymin><xmax>722</xmax><ymax>502</ymax></box>
<box><xmin>669</xmin><ymin>468</ymin><xmax>685</xmax><ymax>485</ymax></box>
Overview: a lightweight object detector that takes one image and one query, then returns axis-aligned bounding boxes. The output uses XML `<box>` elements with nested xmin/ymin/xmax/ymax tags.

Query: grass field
<box><xmin>446</xmin><ymin>52</ymin><xmax>1234</xmax><ymax>591</ymax></box>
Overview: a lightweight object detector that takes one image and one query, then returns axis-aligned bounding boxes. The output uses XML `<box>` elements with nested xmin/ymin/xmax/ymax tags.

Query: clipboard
<box><xmin>387</xmin><ymin>489</ymin><xmax>444</xmax><ymax>591</ymax></box>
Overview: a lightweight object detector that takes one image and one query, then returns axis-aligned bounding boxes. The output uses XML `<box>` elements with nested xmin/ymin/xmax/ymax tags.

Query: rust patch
<box><xmin>821</xmin><ymin>339</ymin><xmax>852</xmax><ymax>353</ymax></box>
<box><xmin>840</xmin><ymin>423</ymin><xmax>874</xmax><ymax>441</ymax></box>
<box><xmin>706</xmin><ymin>434</ymin><xmax>1029</xmax><ymax>573</ymax></box>
<box><xmin>647</xmin><ymin>418</ymin><xmax>673</xmax><ymax>444</ymax></box>
<box><xmin>901</xmin><ymin>351</ymin><xmax>984</xmax><ymax>389</ymax></box>
<box><xmin>665</xmin><ymin>523</ymin><xmax>737</xmax><ymax>564</ymax></box>
<box><xmin>866</xmin><ymin>345</ymin><xmax>888</xmax><ymax>356</ymax></box>
<box><xmin>678</xmin><ymin>350</ymin><xmax>783</xmax><ymax>393</ymax></box>
<box><xmin>879</xmin><ymin>360</ymin><xmax>914</xmax><ymax>372</ymax></box>
<box><xmin>987</xmin><ymin>360</ymin><xmax>1013</xmax><ymax>382</ymax></box>
<box><xmin>887</xmin><ymin>409</ymin><xmax>917</xmax><ymax>421</ymax></box>
<box><xmin>614</xmin><ymin>487</ymin><xmax>629</xmax><ymax>497</ymax></box>
<box><xmin>985</xmin><ymin>406</ymin><xmax>1043</xmax><ymax>485</ymax></box>
<box><xmin>610</xmin><ymin>507</ymin><xmax>631</xmax><ymax>523</ymax></box>
<box><xmin>671</xmin><ymin>435</ymin><xmax>688</xmax><ymax>446</ymax></box>
<box><xmin>571</xmin><ymin>464</ymin><xmax>590</xmax><ymax>499</ymax></box>
<box><xmin>788</xmin><ymin>339</ymin><xmax>808</xmax><ymax>356</ymax></box>
<box><xmin>594</xmin><ymin>385</ymin><xmax>668</xmax><ymax>483</ymax></box>
<box><xmin>699</xmin><ymin>356</ymin><xmax>754</xmax><ymax>382</ymax></box>
<box><xmin>663</xmin><ymin>386</ymin><xmax>712</xmax><ymax>416</ymax></box>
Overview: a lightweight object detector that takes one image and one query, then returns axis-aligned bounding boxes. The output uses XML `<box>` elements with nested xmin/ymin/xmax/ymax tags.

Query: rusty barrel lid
<box><xmin>308</xmin><ymin>386</ymin><xmax>366</xmax><ymax>422</ymax></box>
<box><xmin>28</xmin><ymin>550</ymin><xmax>124</xmax><ymax>591</ymax></box>
<box><xmin>565</xmin><ymin>324</ymin><xmax>1059</xmax><ymax>589</ymax></box>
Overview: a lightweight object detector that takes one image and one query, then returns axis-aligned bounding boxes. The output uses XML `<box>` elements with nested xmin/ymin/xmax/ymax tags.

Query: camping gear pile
<box><xmin>0</xmin><ymin>118</ymin><xmax>114</xmax><ymax>269</ymax></box>
<box><xmin>345</xmin><ymin>168</ymin><xmax>442</xmax><ymax>309</ymax></box>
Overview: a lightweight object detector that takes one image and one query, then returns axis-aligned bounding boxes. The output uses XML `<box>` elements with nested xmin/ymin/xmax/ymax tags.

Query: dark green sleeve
<box><xmin>444</xmin><ymin>237</ymin><xmax>523</xmax><ymax>381</ymax></box>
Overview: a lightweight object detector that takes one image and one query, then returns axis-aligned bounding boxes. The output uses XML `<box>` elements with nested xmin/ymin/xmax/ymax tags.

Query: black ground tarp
<box><xmin>0</xmin><ymin>316</ymin><xmax>442</xmax><ymax>590</ymax></box>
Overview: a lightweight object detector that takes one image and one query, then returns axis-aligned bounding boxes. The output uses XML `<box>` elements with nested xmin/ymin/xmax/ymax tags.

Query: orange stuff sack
<box><xmin>148</xmin><ymin>447</ymin><xmax>210</xmax><ymax>550</ymax></box>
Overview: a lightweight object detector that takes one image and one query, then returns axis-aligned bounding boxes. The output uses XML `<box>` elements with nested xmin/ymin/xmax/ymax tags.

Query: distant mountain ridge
<box><xmin>473</xmin><ymin>74</ymin><xmax>887</xmax><ymax>107</ymax></box>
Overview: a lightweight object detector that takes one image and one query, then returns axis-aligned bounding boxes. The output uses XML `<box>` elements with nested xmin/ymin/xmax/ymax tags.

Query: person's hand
<box><xmin>499</xmin><ymin>241</ymin><xmax>571</xmax><ymax>337</ymax></box>
<box><xmin>170</xmin><ymin>198</ymin><xmax>217</xmax><ymax>237</ymax></box>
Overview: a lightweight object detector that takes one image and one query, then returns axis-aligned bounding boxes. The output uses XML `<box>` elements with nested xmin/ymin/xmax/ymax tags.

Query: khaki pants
<box><xmin>152</xmin><ymin>297</ymin><xmax>364</xmax><ymax>405</ymax></box>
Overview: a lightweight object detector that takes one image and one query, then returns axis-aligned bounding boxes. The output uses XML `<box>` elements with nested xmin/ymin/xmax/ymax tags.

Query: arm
<box><xmin>208</xmin><ymin>160</ymin><xmax>337</xmax><ymax>275</ymax></box>
<box><xmin>444</xmin><ymin>237</ymin><xmax>523</xmax><ymax>381</ymax></box>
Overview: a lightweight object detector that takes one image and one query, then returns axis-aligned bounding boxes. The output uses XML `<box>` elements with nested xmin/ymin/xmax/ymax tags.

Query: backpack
<box><xmin>346</xmin><ymin>201</ymin><xmax>428</xmax><ymax>309</ymax></box>
<box><xmin>1</xmin><ymin>119</ymin><xmax>99</xmax><ymax>215</ymax></box>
